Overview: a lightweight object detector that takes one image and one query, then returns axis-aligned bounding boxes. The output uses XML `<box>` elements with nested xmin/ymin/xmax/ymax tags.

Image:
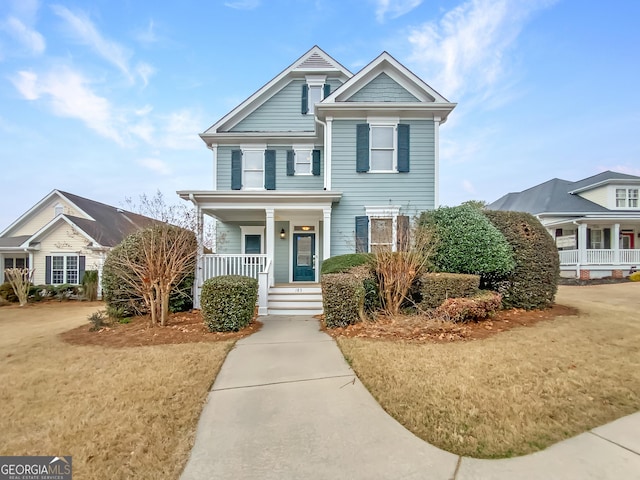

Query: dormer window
<box><xmin>301</xmin><ymin>75</ymin><xmax>330</xmax><ymax>115</ymax></box>
<box><xmin>54</xmin><ymin>203</ymin><xmax>63</xmax><ymax>217</ymax></box>
<box><xmin>616</xmin><ymin>188</ymin><xmax>639</xmax><ymax>208</ymax></box>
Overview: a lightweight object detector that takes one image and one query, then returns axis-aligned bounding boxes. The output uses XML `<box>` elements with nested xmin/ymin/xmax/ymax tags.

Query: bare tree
<box><xmin>5</xmin><ymin>268</ymin><xmax>34</xmax><ymax>307</ymax></box>
<box><xmin>105</xmin><ymin>225</ymin><xmax>197</xmax><ymax>326</ymax></box>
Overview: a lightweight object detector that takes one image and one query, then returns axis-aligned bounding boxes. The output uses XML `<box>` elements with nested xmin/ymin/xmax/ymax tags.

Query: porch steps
<box><xmin>267</xmin><ymin>284</ymin><xmax>323</xmax><ymax>316</ymax></box>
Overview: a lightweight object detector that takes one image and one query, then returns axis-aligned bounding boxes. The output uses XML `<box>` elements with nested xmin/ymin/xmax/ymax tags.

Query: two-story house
<box><xmin>489</xmin><ymin>171</ymin><xmax>640</xmax><ymax>279</ymax></box>
<box><xmin>178</xmin><ymin>46</ymin><xmax>455</xmax><ymax>314</ymax></box>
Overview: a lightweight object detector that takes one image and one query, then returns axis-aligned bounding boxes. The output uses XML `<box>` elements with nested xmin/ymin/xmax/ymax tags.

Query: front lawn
<box><xmin>336</xmin><ymin>283</ymin><xmax>640</xmax><ymax>458</ymax></box>
<box><xmin>0</xmin><ymin>302</ymin><xmax>235</xmax><ymax>479</ymax></box>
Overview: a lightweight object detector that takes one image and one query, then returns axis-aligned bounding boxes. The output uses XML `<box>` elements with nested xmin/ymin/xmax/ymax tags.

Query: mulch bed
<box><xmin>60</xmin><ymin>310</ymin><xmax>262</xmax><ymax>348</ymax></box>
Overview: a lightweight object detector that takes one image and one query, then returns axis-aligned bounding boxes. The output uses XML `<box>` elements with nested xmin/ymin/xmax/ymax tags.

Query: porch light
<box><xmin>301</xmin><ymin>226</ymin><xmax>311</xmax><ymax>231</ymax></box>
<box><xmin>280</xmin><ymin>228</ymin><xmax>286</xmax><ymax>240</ymax></box>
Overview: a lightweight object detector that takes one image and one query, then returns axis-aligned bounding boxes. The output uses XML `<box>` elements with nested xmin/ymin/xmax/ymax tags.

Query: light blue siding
<box><xmin>274</xmin><ymin>221</ymin><xmax>289</xmax><ymax>283</ymax></box>
<box><xmin>330</xmin><ymin>119</ymin><xmax>435</xmax><ymax>256</ymax></box>
<box><xmin>216</xmin><ymin>222</ymin><xmax>241</xmax><ymax>254</ymax></box>
<box><xmin>347</xmin><ymin>73</ymin><xmax>420</xmax><ymax>103</ymax></box>
<box><xmin>231</xmin><ymin>78</ymin><xmax>343</xmax><ymax>132</ymax></box>
<box><xmin>216</xmin><ymin>146</ymin><xmax>324</xmax><ymax>191</ymax></box>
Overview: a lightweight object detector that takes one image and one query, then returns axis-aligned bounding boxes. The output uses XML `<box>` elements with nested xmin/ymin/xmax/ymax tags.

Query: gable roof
<box><xmin>1</xmin><ymin>190</ymin><xmax>160</xmax><ymax>248</ymax></box>
<box><xmin>488</xmin><ymin>171</ymin><xmax>640</xmax><ymax>215</ymax></box>
<box><xmin>202</xmin><ymin>46</ymin><xmax>353</xmax><ymax>136</ymax></box>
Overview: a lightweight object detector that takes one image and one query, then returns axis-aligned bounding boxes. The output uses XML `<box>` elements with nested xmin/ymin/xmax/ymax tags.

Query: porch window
<box><xmin>4</xmin><ymin>257</ymin><xmax>29</xmax><ymax>270</ymax></box>
<box><xmin>589</xmin><ymin>229</ymin><xmax>603</xmax><ymax>249</ymax></box>
<box><xmin>616</xmin><ymin>188</ymin><xmax>639</xmax><ymax>208</ymax></box>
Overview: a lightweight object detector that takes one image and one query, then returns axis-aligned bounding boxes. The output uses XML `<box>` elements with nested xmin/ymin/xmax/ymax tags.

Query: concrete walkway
<box><xmin>181</xmin><ymin>315</ymin><xmax>640</xmax><ymax>480</ymax></box>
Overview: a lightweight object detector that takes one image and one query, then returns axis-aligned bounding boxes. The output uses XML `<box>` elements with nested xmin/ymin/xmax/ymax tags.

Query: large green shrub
<box><xmin>321</xmin><ymin>253</ymin><xmax>373</xmax><ymax>275</ymax></box>
<box><xmin>201</xmin><ymin>276</ymin><xmax>257</xmax><ymax>332</ymax></box>
<box><xmin>321</xmin><ymin>273</ymin><xmax>365</xmax><ymax>328</ymax></box>
<box><xmin>483</xmin><ymin>211</ymin><xmax>559</xmax><ymax>309</ymax></box>
<box><xmin>418</xmin><ymin>272</ymin><xmax>480</xmax><ymax>309</ymax></box>
<box><xmin>419</xmin><ymin>205</ymin><xmax>514</xmax><ymax>277</ymax></box>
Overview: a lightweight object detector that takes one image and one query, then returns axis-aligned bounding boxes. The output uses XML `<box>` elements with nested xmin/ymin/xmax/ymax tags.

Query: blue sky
<box><xmin>1</xmin><ymin>0</ymin><xmax>639</xmax><ymax>230</ymax></box>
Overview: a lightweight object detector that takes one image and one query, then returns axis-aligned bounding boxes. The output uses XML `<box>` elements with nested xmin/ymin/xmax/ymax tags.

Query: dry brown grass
<box><xmin>337</xmin><ymin>283</ymin><xmax>640</xmax><ymax>458</ymax></box>
<box><xmin>0</xmin><ymin>302</ymin><xmax>234</xmax><ymax>479</ymax></box>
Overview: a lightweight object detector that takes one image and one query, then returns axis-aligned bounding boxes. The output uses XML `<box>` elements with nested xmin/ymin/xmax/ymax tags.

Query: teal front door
<box><xmin>293</xmin><ymin>233</ymin><xmax>315</xmax><ymax>281</ymax></box>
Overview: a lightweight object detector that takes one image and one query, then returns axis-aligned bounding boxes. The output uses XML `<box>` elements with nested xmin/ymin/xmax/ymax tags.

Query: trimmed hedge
<box><xmin>483</xmin><ymin>210</ymin><xmax>559</xmax><ymax>309</ymax></box>
<box><xmin>629</xmin><ymin>271</ymin><xmax>640</xmax><ymax>282</ymax></box>
<box><xmin>321</xmin><ymin>253</ymin><xmax>373</xmax><ymax>275</ymax></box>
<box><xmin>419</xmin><ymin>205</ymin><xmax>514</xmax><ymax>277</ymax></box>
<box><xmin>434</xmin><ymin>291</ymin><xmax>502</xmax><ymax>322</ymax></box>
<box><xmin>321</xmin><ymin>273</ymin><xmax>365</xmax><ymax>328</ymax></box>
<box><xmin>419</xmin><ymin>272</ymin><xmax>480</xmax><ymax>309</ymax></box>
<box><xmin>201</xmin><ymin>275</ymin><xmax>257</xmax><ymax>332</ymax></box>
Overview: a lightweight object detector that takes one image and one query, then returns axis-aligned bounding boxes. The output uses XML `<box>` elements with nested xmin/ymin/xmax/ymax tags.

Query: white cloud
<box><xmin>138</xmin><ymin>158</ymin><xmax>171</xmax><ymax>175</ymax></box>
<box><xmin>375</xmin><ymin>0</ymin><xmax>423</xmax><ymax>23</ymax></box>
<box><xmin>135</xmin><ymin>62</ymin><xmax>156</xmax><ymax>87</ymax></box>
<box><xmin>135</xmin><ymin>19</ymin><xmax>159</xmax><ymax>45</ymax></box>
<box><xmin>51</xmin><ymin>4</ymin><xmax>145</xmax><ymax>83</ymax></box>
<box><xmin>2</xmin><ymin>16</ymin><xmax>45</xmax><ymax>55</ymax></box>
<box><xmin>462</xmin><ymin>179</ymin><xmax>476</xmax><ymax>194</ymax></box>
<box><xmin>224</xmin><ymin>0</ymin><xmax>261</xmax><ymax>10</ymax></box>
<box><xmin>159</xmin><ymin>110</ymin><xmax>203</xmax><ymax>150</ymax></box>
<box><xmin>408</xmin><ymin>0</ymin><xmax>557</xmax><ymax>100</ymax></box>
<box><xmin>11</xmin><ymin>67</ymin><xmax>124</xmax><ymax>144</ymax></box>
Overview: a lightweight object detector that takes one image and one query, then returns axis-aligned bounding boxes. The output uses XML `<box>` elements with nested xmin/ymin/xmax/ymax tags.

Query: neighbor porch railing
<box><xmin>558</xmin><ymin>249</ymin><xmax>640</xmax><ymax>266</ymax></box>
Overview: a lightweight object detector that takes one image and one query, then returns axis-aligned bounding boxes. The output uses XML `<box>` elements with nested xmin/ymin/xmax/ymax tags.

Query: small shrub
<box><xmin>321</xmin><ymin>253</ymin><xmax>373</xmax><ymax>275</ymax></box>
<box><xmin>321</xmin><ymin>273</ymin><xmax>365</xmax><ymax>328</ymax></box>
<box><xmin>346</xmin><ymin>265</ymin><xmax>380</xmax><ymax>315</ymax></box>
<box><xmin>54</xmin><ymin>284</ymin><xmax>79</xmax><ymax>301</ymax></box>
<box><xmin>88</xmin><ymin>310</ymin><xmax>109</xmax><ymax>331</ymax></box>
<box><xmin>0</xmin><ymin>282</ymin><xmax>18</xmax><ymax>302</ymax></box>
<box><xmin>434</xmin><ymin>291</ymin><xmax>502</xmax><ymax>322</ymax></box>
<box><xmin>629</xmin><ymin>271</ymin><xmax>640</xmax><ymax>282</ymax></box>
<box><xmin>419</xmin><ymin>272</ymin><xmax>480</xmax><ymax>309</ymax></box>
<box><xmin>201</xmin><ymin>275</ymin><xmax>258</xmax><ymax>332</ymax></box>
<box><xmin>81</xmin><ymin>270</ymin><xmax>99</xmax><ymax>301</ymax></box>
<box><xmin>118</xmin><ymin>317</ymin><xmax>132</xmax><ymax>324</ymax></box>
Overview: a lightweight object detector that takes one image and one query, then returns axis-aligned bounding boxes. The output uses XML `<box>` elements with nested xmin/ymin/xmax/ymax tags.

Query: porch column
<box><xmin>577</xmin><ymin>223</ymin><xmax>588</xmax><ymax>268</ymax></box>
<box><xmin>265</xmin><ymin>208</ymin><xmax>275</xmax><ymax>287</ymax></box>
<box><xmin>434</xmin><ymin>116</ymin><xmax>441</xmax><ymax>207</ymax></box>
<box><xmin>323</xmin><ymin>207</ymin><xmax>332</xmax><ymax>260</ymax></box>
<box><xmin>612</xmin><ymin>223</ymin><xmax>620</xmax><ymax>265</ymax></box>
<box><xmin>195</xmin><ymin>205</ymin><xmax>204</xmax><ymax>309</ymax></box>
<box><xmin>0</xmin><ymin>253</ymin><xmax>4</xmax><ymax>283</ymax></box>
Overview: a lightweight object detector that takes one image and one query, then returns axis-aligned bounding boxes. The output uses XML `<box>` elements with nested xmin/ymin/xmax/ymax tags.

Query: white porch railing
<box><xmin>202</xmin><ymin>254</ymin><xmax>268</xmax><ymax>280</ymax></box>
<box><xmin>558</xmin><ymin>249</ymin><xmax>640</xmax><ymax>266</ymax></box>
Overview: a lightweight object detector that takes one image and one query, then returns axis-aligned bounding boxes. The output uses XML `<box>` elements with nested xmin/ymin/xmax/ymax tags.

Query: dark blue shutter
<box><xmin>604</xmin><ymin>228</ymin><xmax>611</xmax><ymax>249</ymax></box>
<box><xmin>265</xmin><ymin>150</ymin><xmax>276</xmax><ymax>190</ymax></box>
<box><xmin>356</xmin><ymin>123</ymin><xmax>370</xmax><ymax>172</ymax></box>
<box><xmin>79</xmin><ymin>256</ymin><xmax>86</xmax><ymax>285</ymax></box>
<box><xmin>323</xmin><ymin>83</ymin><xmax>331</xmax><ymax>98</ymax></box>
<box><xmin>301</xmin><ymin>84</ymin><xmax>309</xmax><ymax>114</ymax></box>
<box><xmin>397</xmin><ymin>124</ymin><xmax>410</xmax><ymax>172</ymax></box>
<box><xmin>355</xmin><ymin>216</ymin><xmax>369</xmax><ymax>253</ymax></box>
<box><xmin>286</xmin><ymin>150</ymin><xmax>295</xmax><ymax>176</ymax></box>
<box><xmin>312</xmin><ymin>150</ymin><xmax>321</xmax><ymax>176</ymax></box>
<box><xmin>231</xmin><ymin>150</ymin><xmax>242</xmax><ymax>190</ymax></box>
<box><xmin>397</xmin><ymin>216</ymin><xmax>410</xmax><ymax>251</ymax></box>
<box><xmin>45</xmin><ymin>256</ymin><xmax>52</xmax><ymax>284</ymax></box>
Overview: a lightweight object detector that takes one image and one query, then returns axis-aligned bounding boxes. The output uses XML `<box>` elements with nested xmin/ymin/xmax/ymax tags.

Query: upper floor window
<box><xmin>616</xmin><ymin>188</ymin><xmax>639</xmax><ymax>208</ymax></box>
<box><xmin>231</xmin><ymin>148</ymin><xmax>276</xmax><ymax>191</ymax></box>
<box><xmin>357</xmin><ymin>123</ymin><xmax>410</xmax><ymax>173</ymax></box>
<box><xmin>286</xmin><ymin>148</ymin><xmax>321</xmax><ymax>176</ymax></box>
<box><xmin>301</xmin><ymin>76</ymin><xmax>331</xmax><ymax>115</ymax></box>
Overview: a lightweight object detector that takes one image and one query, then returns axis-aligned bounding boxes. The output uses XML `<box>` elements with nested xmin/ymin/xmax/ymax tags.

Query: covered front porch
<box><xmin>178</xmin><ymin>190</ymin><xmax>341</xmax><ymax>313</ymax></box>
<box><xmin>550</xmin><ymin>218</ymin><xmax>640</xmax><ymax>279</ymax></box>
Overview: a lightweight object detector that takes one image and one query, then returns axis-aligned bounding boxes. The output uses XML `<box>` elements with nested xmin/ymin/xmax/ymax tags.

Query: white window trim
<box><xmin>304</xmin><ymin>75</ymin><xmax>327</xmax><ymax>115</ymax></box>
<box><xmin>241</xmin><ymin>144</ymin><xmax>266</xmax><ymax>191</ymax></box>
<box><xmin>367</xmin><ymin>117</ymin><xmax>400</xmax><ymax>174</ymax></box>
<box><xmin>366</xmin><ymin>206</ymin><xmax>400</xmax><ymax>252</ymax></box>
<box><xmin>614</xmin><ymin>187</ymin><xmax>639</xmax><ymax>209</ymax></box>
<box><xmin>240</xmin><ymin>226</ymin><xmax>265</xmax><ymax>254</ymax></box>
<box><xmin>292</xmin><ymin>144</ymin><xmax>314</xmax><ymax>176</ymax></box>
<box><xmin>589</xmin><ymin>228</ymin><xmax>603</xmax><ymax>249</ymax></box>
<box><xmin>51</xmin><ymin>253</ymin><xmax>79</xmax><ymax>285</ymax></box>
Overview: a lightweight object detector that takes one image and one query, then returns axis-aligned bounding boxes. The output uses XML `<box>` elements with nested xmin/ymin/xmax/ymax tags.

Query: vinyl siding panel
<box><xmin>31</xmin><ymin>223</ymin><xmax>102</xmax><ymax>285</ymax></box>
<box><xmin>330</xmin><ymin>119</ymin><xmax>435</xmax><ymax>256</ymax></box>
<box><xmin>216</xmin><ymin>223</ymin><xmax>241</xmax><ymax>254</ymax></box>
<box><xmin>578</xmin><ymin>186</ymin><xmax>608</xmax><ymax>208</ymax></box>
<box><xmin>11</xmin><ymin>197</ymin><xmax>83</xmax><ymax>236</ymax></box>
<box><xmin>216</xmin><ymin>146</ymin><xmax>324</xmax><ymax>191</ymax></box>
<box><xmin>274</xmin><ymin>221</ymin><xmax>289</xmax><ymax>283</ymax></box>
<box><xmin>347</xmin><ymin>73</ymin><xmax>420</xmax><ymax>103</ymax></box>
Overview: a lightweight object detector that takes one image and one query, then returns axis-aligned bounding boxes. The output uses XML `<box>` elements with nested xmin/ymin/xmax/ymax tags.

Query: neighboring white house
<box><xmin>488</xmin><ymin>171</ymin><xmax>640</xmax><ymax>279</ymax></box>
<box><xmin>178</xmin><ymin>46</ymin><xmax>456</xmax><ymax>313</ymax></box>
<box><xmin>0</xmin><ymin>190</ymin><xmax>158</xmax><ymax>290</ymax></box>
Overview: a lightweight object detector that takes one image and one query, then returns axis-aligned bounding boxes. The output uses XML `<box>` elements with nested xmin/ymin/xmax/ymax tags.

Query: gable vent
<box><xmin>296</xmin><ymin>52</ymin><xmax>335</xmax><ymax>70</ymax></box>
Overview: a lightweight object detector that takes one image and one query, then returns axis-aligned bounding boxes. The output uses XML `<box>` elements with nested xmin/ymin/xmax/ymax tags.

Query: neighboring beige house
<box><xmin>489</xmin><ymin>171</ymin><xmax>640</xmax><ymax>279</ymax></box>
<box><xmin>0</xmin><ymin>190</ymin><xmax>158</xmax><ymax>290</ymax></box>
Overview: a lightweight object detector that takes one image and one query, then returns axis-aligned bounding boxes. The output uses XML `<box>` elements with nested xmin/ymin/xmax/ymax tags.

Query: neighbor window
<box><xmin>616</xmin><ymin>188</ymin><xmax>639</xmax><ymax>208</ymax></box>
<box><xmin>51</xmin><ymin>255</ymin><xmax>78</xmax><ymax>285</ymax></box>
<box><xmin>589</xmin><ymin>229</ymin><xmax>603</xmax><ymax>249</ymax></box>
